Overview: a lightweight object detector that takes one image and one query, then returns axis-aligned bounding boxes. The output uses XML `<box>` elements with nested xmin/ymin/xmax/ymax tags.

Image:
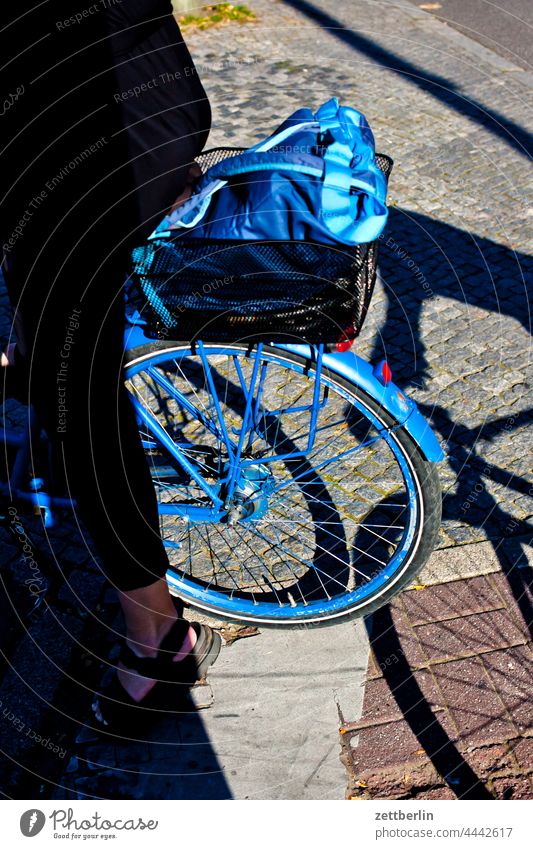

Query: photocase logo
<box><xmin>20</xmin><ymin>810</ymin><xmax>46</xmax><ymax>837</ymax></box>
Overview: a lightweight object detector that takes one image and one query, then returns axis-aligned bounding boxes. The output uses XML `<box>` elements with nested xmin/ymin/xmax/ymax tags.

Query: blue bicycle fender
<box><xmin>275</xmin><ymin>344</ymin><xmax>445</xmax><ymax>463</ymax></box>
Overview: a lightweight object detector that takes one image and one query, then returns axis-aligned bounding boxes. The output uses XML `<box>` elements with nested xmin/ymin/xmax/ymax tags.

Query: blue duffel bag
<box><xmin>130</xmin><ymin>98</ymin><xmax>392</xmax><ymax>344</ymax></box>
<box><xmin>155</xmin><ymin>97</ymin><xmax>388</xmax><ymax>245</ymax></box>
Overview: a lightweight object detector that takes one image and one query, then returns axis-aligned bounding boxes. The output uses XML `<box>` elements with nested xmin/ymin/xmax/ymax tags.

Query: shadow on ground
<box><xmin>282</xmin><ymin>0</ymin><xmax>533</xmax><ymax>159</ymax></box>
<box><xmin>359</xmin><ymin>205</ymin><xmax>532</xmax><ymax>799</ymax></box>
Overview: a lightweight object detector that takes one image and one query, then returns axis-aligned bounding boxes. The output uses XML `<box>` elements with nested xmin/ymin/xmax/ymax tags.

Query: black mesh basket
<box><xmin>129</xmin><ymin>147</ymin><xmax>392</xmax><ymax>345</ymax></box>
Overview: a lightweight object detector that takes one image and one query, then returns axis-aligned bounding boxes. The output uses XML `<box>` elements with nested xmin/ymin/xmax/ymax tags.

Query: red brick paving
<box><xmin>401</xmin><ymin>574</ymin><xmax>505</xmax><ymax>626</ymax></box>
<box><xmin>435</xmin><ymin>656</ymin><xmax>518</xmax><ymax>746</ymax></box>
<box><xmin>482</xmin><ymin>645</ymin><xmax>532</xmax><ymax>730</ymax></box>
<box><xmin>342</xmin><ymin>572</ymin><xmax>533</xmax><ymax>799</ymax></box>
<box><xmin>354</xmin><ymin>669</ymin><xmax>442</xmax><ymax>727</ymax></box>
<box><xmin>415</xmin><ymin>609</ymin><xmax>527</xmax><ymax>662</ymax></box>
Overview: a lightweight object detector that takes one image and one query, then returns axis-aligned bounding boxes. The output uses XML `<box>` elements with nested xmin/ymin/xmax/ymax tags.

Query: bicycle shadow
<box><xmin>353</xmin><ymin>208</ymin><xmax>532</xmax><ymax>798</ymax></box>
<box><xmin>353</xmin><ymin>470</ymin><xmax>530</xmax><ymax>799</ymax></box>
<box><xmin>370</xmin><ymin>206</ymin><xmax>531</xmax><ymax>387</ymax></box>
<box><xmin>366</xmin><ymin>602</ymin><xmax>494</xmax><ymax>800</ymax></box>
<box><xmin>368</xmin><ymin>206</ymin><xmax>532</xmax><ymax>616</ymax></box>
<box><xmin>418</xmin><ymin>400</ymin><xmax>533</xmax><ymax>633</ymax></box>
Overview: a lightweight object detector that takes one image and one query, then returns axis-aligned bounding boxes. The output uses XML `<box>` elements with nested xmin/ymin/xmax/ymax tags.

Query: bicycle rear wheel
<box><xmin>124</xmin><ymin>342</ymin><xmax>441</xmax><ymax>625</ymax></box>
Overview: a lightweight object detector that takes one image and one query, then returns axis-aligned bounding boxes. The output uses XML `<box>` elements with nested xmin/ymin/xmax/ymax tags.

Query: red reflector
<box><xmin>372</xmin><ymin>359</ymin><xmax>393</xmax><ymax>385</ymax></box>
<box><xmin>336</xmin><ymin>338</ymin><xmax>354</xmax><ymax>352</ymax></box>
<box><xmin>336</xmin><ymin>326</ymin><xmax>356</xmax><ymax>352</ymax></box>
<box><xmin>381</xmin><ymin>361</ymin><xmax>392</xmax><ymax>384</ymax></box>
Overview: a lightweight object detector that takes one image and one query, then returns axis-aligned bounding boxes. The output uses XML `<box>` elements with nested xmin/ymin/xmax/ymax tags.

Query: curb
<box><xmin>395</xmin><ymin>0</ymin><xmax>533</xmax><ymax>88</ymax></box>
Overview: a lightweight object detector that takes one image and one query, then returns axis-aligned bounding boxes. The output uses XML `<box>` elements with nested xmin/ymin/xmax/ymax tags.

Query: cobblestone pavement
<box><xmin>183</xmin><ymin>0</ymin><xmax>532</xmax><ymax>550</ymax></box>
<box><xmin>0</xmin><ymin>0</ymin><xmax>531</xmax><ymax>799</ymax></box>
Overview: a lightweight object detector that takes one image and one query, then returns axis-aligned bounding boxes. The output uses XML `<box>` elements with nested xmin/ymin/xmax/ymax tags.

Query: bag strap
<box><xmin>205</xmin><ymin>99</ymin><xmax>380</xmax><ymax>191</ymax></box>
<box><xmin>205</xmin><ymin>151</ymin><xmax>324</xmax><ymax>182</ymax></box>
<box><xmin>153</xmin><ymin>101</ymin><xmax>385</xmax><ymax>237</ymax></box>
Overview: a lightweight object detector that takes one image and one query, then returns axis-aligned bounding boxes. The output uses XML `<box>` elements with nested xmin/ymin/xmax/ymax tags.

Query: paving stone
<box><xmin>382</xmin><ymin>603</ymin><xmax>432</xmax><ymax>668</ymax></box>
<box><xmin>73</xmin><ymin>770</ymin><xmax>139</xmax><ymax>800</ymax></box>
<box><xmin>352</xmin><ymin>719</ymin><xmax>432</xmax><ymax>773</ymax></box>
<box><xmin>414</xmin><ymin>609</ymin><xmax>528</xmax><ymax>663</ymax></box>
<box><xmin>413</xmin><ymin>543</ymin><xmax>505</xmax><ymax>587</ymax></box>
<box><xmin>414</xmin><ymin>786</ymin><xmax>457</xmax><ymax>799</ymax></box>
<box><xmin>501</xmin><ymin>538</ymin><xmax>533</xmax><ymax>570</ymax></box>
<box><xmin>401</xmin><ymin>574</ymin><xmax>503</xmax><ymax>626</ymax></box>
<box><xmin>352</xmin><ymin>708</ymin><xmax>459</xmax><ymax>774</ymax></box>
<box><xmin>434</xmin><ymin>657</ymin><xmax>519</xmax><ymax>746</ymax></box>
<box><xmin>464</xmin><ymin>742</ymin><xmax>514</xmax><ymax>776</ymax></box>
<box><xmin>351</xmin><ymin>760</ymin><xmax>445</xmax><ymax>800</ymax></box>
<box><xmin>486</xmin><ymin>571</ymin><xmax>533</xmax><ymax>629</ymax></box>
<box><xmin>57</xmin><ymin>569</ymin><xmax>106</xmax><ymax>611</ymax></box>
<box><xmin>509</xmin><ymin>737</ymin><xmax>533</xmax><ymax>773</ymax></box>
<box><xmin>351</xmin><ymin>668</ymin><xmax>443</xmax><ymax>728</ymax></box>
<box><xmin>480</xmin><ymin>646</ymin><xmax>533</xmax><ymax>732</ymax></box>
<box><xmin>110</xmin><ymin>742</ymin><xmax>152</xmax><ymax>766</ymax></box>
<box><xmin>490</xmin><ymin>776</ymin><xmax>533</xmax><ymax>799</ymax></box>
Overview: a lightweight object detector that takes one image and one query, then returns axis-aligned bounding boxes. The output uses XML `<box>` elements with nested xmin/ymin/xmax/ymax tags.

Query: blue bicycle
<box><xmin>2</xmin><ymin>147</ymin><xmax>443</xmax><ymax>626</ymax></box>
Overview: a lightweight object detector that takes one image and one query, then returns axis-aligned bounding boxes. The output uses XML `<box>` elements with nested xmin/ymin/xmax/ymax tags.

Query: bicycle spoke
<box><xmin>268</xmin><ymin>507</ymin><xmax>402</xmax><ymax>556</ymax></box>
<box><xmin>209</xmin><ymin>523</ymin><xmax>263</xmax><ymax>602</ymax></box>
<box><xmin>228</xmin><ymin>522</ymin><xmax>286</xmax><ymax>605</ymax></box>
<box><xmin>127</xmin><ymin>341</ymin><xmax>425</xmax><ymax>623</ymax></box>
<box><xmin>244</xmin><ymin>522</ymin><xmax>366</xmax><ymax>588</ymax></box>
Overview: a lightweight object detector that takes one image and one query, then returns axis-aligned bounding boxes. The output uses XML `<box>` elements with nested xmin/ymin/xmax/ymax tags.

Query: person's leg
<box><xmin>80</xmin><ymin>318</ymin><xmax>200</xmax><ymax>698</ymax></box>
<box><xmin>1</xmin><ymin>3</ymin><xmax>214</xmax><ymax>715</ymax></box>
<box><xmin>3</xmin><ymin>250</ymin><xmax>203</xmax><ymax>700</ymax></box>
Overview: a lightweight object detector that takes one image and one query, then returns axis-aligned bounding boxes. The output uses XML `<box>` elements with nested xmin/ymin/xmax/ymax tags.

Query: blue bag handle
<box><xmin>205</xmin><ymin>151</ymin><xmax>324</xmax><ymax>181</ymax></box>
<box><xmin>313</xmin><ymin>99</ymin><xmax>387</xmax><ymax>239</ymax></box>
<box><xmin>203</xmin><ymin>150</ymin><xmax>383</xmax><ymax>198</ymax></box>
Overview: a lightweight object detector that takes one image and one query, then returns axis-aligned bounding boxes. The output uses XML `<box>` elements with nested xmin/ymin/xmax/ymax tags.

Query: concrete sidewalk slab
<box><xmin>195</xmin><ymin>618</ymin><xmax>370</xmax><ymax>799</ymax></box>
<box><xmin>49</xmin><ymin>614</ymin><xmax>370</xmax><ymax>800</ymax></box>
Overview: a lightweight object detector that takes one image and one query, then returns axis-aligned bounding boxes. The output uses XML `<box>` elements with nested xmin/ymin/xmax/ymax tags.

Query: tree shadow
<box><xmin>281</xmin><ymin>0</ymin><xmax>532</xmax><ymax>160</ymax></box>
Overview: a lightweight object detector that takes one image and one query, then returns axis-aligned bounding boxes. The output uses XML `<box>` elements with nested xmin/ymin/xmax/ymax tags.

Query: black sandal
<box><xmin>91</xmin><ymin>619</ymin><xmax>221</xmax><ymax>731</ymax></box>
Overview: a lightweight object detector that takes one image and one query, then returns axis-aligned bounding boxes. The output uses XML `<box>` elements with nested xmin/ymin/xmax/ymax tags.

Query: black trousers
<box><xmin>0</xmin><ymin>2</ymin><xmax>211</xmax><ymax>590</ymax></box>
